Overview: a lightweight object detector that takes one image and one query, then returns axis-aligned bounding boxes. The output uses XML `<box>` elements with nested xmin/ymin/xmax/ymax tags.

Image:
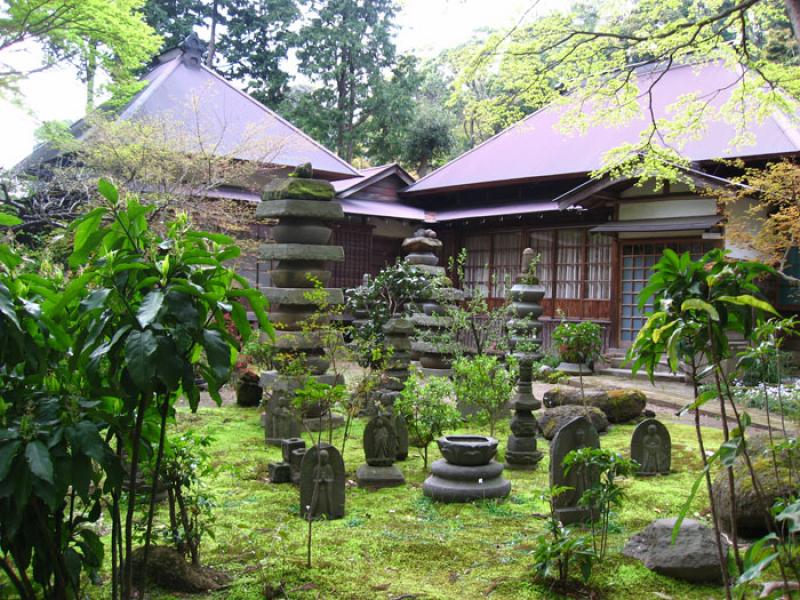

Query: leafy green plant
<box><xmin>452</xmin><ymin>354</ymin><xmax>516</xmax><ymax>437</ymax></box>
<box><xmin>532</xmin><ymin>487</ymin><xmax>595</xmax><ymax>588</ymax></box>
<box><xmin>395</xmin><ymin>371</ymin><xmax>461</xmax><ymax>469</ymax></box>
<box><xmin>439</xmin><ymin>248</ymin><xmax>514</xmax><ymax>357</ymax></box>
<box><xmin>562</xmin><ymin>448</ymin><xmax>638</xmax><ymax>559</ymax></box>
<box><xmin>0</xmin><ymin>212</ymin><xmax>109</xmax><ymax>599</ymax></box>
<box><xmin>627</xmin><ymin>247</ymin><xmax>796</xmax><ymax>598</ymax></box>
<box><xmin>346</xmin><ymin>260</ymin><xmax>433</xmax><ymax>364</ymax></box>
<box><xmin>158</xmin><ymin>431</ymin><xmax>216</xmax><ymax>567</ymax></box>
<box><xmin>551</xmin><ymin>318</ymin><xmax>603</xmax><ymax>365</ymax></box>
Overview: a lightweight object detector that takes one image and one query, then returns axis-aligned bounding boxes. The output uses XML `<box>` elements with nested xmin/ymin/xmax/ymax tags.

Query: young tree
<box><xmin>395</xmin><ymin>372</ymin><xmax>461</xmax><ymax>469</ymax></box>
<box><xmin>715</xmin><ymin>159</ymin><xmax>800</xmax><ymax>284</ymax></box>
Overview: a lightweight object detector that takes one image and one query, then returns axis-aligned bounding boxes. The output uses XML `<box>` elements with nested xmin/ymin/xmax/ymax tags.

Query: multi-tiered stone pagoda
<box><xmin>257</xmin><ymin>164</ymin><xmax>345</xmax><ymax>446</ymax></box>
<box><xmin>505</xmin><ymin>248</ymin><xmax>545</xmax><ymax>469</ymax></box>
<box><xmin>403</xmin><ymin>229</ymin><xmax>461</xmax><ymax>376</ymax></box>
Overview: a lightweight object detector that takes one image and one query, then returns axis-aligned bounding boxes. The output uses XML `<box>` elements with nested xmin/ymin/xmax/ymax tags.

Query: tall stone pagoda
<box><xmin>257</xmin><ymin>164</ymin><xmax>345</xmax><ymax>446</ymax></box>
<box><xmin>505</xmin><ymin>248</ymin><xmax>544</xmax><ymax>469</ymax></box>
<box><xmin>403</xmin><ymin>229</ymin><xmax>462</xmax><ymax>376</ymax></box>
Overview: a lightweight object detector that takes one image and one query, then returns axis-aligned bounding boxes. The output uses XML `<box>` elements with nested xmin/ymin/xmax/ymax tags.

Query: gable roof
<box><xmin>332</xmin><ymin>163</ymin><xmax>415</xmax><ymax>196</ymax></box>
<box><xmin>18</xmin><ymin>38</ymin><xmax>359</xmax><ymax>179</ymax></box>
<box><xmin>404</xmin><ymin>62</ymin><xmax>800</xmax><ymax>195</ymax></box>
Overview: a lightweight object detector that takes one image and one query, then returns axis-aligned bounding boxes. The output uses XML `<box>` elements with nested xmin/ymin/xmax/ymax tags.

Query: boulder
<box><xmin>711</xmin><ymin>433</ymin><xmax>798</xmax><ymax>538</ymax></box>
<box><xmin>539</xmin><ymin>405</ymin><xmax>608</xmax><ymax>440</ymax></box>
<box><xmin>542</xmin><ymin>386</ymin><xmax>646</xmax><ymax>423</ymax></box>
<box><xmin>623</xmin><ymin>518</ymin><xmax>728</xmax><ymax>583</ymax></box>
<box><xmin>602</xmin><ymin>389</ymin><xmax>647</xmax><ymax>423</ymax></box>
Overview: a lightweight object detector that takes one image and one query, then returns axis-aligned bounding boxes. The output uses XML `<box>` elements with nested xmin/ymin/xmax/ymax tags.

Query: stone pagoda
<box><xmin>505</xmin><ymin>248</ymin><xmax>544</xmax><ymax>469</ymax></box>
<box><xmin>257</xmin><ymin>163</ymin><xmax>345</xmax><ymax>446</ymax></box>
<box><xmin>403</xmin><ymin>229</ymin><xmax>461</xmax><ymax>376</ymax></box>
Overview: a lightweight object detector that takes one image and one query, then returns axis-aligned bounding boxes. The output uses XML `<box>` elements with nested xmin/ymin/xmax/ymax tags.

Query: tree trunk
<box><xmin>85</xmin><ymin>42</ymin><xmax>97</xmax><ymax>112</ymax></box>
<box><xmin>206</xmin><ymin>0</ymin><xmax>219</xmax><ymax>67</ymax></box>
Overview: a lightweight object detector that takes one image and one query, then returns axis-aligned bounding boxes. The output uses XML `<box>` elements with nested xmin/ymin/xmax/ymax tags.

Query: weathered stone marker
<box><xmin>631</xmin><ymin>418</ymin><xmax>671</xmax><ymax>475</ymax></box>
<box><xmin>300</xmin><ymin>444</ymin><xmax>345</xmax><ymax>520</ymax></box>
<box><xmin>423</xmin><ymin>435</ymin><xmax>511</xmax><ymax>502</ymax></box>
<box><xmin>356</xmin><ymin>414</ymin><xmax>405</xmax><ymax>489</ymax></box>
<box><xmin>549</xmin><ymin>416</ymin><xmax>600</xmax><ymax>524</ymax></box>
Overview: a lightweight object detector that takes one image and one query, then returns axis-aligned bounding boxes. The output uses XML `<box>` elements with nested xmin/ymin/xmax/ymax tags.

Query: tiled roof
<box><xmin>19</xmin><ymin>45</ymin><xmax>359</xmax><ymax>178</ymax></box>
<box><xmin>404</xmin><ymin>62</ymin><xmax>800</xmax><ymax>195</ymax></box>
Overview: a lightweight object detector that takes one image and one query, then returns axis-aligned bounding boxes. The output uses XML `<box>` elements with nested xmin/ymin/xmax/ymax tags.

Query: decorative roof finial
<box><xmin>179</xmin><ymin>32</ymin><xmax>206</xmax><ymax>68</ymax></box>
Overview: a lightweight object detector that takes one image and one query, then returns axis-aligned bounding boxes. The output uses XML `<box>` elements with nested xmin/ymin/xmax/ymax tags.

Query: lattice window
<box><xmin>620</xmin><ymin>239</ymin><xmax>716</xmax><ymax>343</ymax></box>
<box><xmin>332</xmin><ymin>226</ymin><xmax>372</xmax><ymax>289</ymax></box>
<box><xmin>464</xmin><ymin>234</ymin><xmax>491</xmax><ymax>296</ymax></box>
<box><xmin>586</xmin><ymin>233</ymin><xmax>612</xmax><ymax>300</ymax></box>
<box><xmin>528</xmin><ymin>230</ymin><xmax>554</xmax><ymax>298</ymax></box>
<box><xmin>556</xmin><ymin>230</ymin><xmax>584</xmax><ymax>299</ymax></box>
<box><xmin>491</xmin><ymin>232</ymin><xmax>523</xmax><ymax>299</ymax></box>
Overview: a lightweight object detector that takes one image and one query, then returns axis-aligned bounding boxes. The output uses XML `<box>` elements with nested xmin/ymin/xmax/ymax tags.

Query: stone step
<box><xmin>595</xmin><ymin>367</ymin><xmax>686</xmax><ymax>384</ymax></box>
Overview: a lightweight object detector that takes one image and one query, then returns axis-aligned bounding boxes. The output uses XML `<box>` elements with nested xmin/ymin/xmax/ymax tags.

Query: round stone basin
<box><xmin>437</xmin><ymin>435</ymin><xmax>498</xmax><ymax>466</ymax></box>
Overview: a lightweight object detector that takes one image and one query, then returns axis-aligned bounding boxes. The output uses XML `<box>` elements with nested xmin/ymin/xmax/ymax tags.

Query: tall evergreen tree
<box><xmin>293</xmin><ymin>0</ymin><xmax>398</xmax><ymax>162</ymax></box>
<box><xmin>143</xmin><ymin>0</ymin><xmax>202</xmax><ymax>51</ymax></box>
<box><xmin>144</xmin><ymin>0</ymin><xmax>298</xmax><ymax>106</ymax></box>
<box><xmin>217</xmin><ymin>0</ymin><xmax>299</xmax><ymax>107</ymax></box>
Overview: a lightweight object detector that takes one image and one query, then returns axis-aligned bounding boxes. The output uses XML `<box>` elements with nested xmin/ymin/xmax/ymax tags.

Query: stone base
<box><xmin>420</xmin><ymin>367</ymin><xmax>453</xmax><ymax>378</ymax></box>
<box><xmin>557</xmin><ymin>362</ymin><xmax>592</xmax><ymax>375</ymax></box>
<box><xmin>423</xmin><ymin>459</ymin><xmax>511</xmax><ymax>503</ymax></box>
<box><xmin>303</xmin><ymin>412</ymin><xmax>345</xmax><ymax>432</ymax></box>
<box><xmin>268</xmin><ymin>462</ymin><xmax>291</xmax><ymax>484</ymax></box>
<box><xmin>356</xmin><ymin>464</ymin><xmax>405</xmax><ymax>489</ymax></box>
<box><xmin>555</xmin><ymin>505</ymin><xmax>598</xmax><ymax>525</ymax></box>
<box><xmin>505</xmin><ymin>450</ymin><xmax>543</xmax><ymax>470</ymax></box>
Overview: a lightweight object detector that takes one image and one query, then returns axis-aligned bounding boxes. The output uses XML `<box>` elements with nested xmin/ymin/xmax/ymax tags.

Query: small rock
<box><xmin>622</xmin><ymin>518</ymin><xmax>728</xmax><ymax>583</ymax></box>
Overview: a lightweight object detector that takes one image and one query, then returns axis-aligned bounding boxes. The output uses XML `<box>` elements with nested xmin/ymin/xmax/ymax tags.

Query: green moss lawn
<box><xmin>110</xmin><ymin>399</ymin><xmax>730</xmax><ymax>600</ymax></box>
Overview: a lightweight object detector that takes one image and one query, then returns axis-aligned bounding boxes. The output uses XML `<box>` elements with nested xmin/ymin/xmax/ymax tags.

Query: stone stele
<box><xmin>549</xmin><ymin>416</ymin><xmax>600</xmax><ymax>524</ymax></box>
<box><xmin>630</xmin><ymin>418</ymin><xmax>671</xmax><ymax>475</ymax></box>
<box><xmin>356</xmin><ymin>414</ymin><xmax>405</xmax><ymax>489</ymax></box>
<box><xmin>299</xmin><ymin>444</ymin><xmax>345</xmax><ymax>520</ymax></box>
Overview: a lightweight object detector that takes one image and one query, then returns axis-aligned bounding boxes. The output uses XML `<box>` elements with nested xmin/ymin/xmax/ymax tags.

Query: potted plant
<box><xmin>551</xmin><ymin>317</ymin><xmax>603</xmax><ymax>377</ymax></box>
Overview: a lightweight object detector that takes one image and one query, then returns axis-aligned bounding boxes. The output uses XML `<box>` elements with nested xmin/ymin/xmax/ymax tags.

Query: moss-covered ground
<box><xmin>112</xmin><ymin>398</ymin><xmax>731</xmax><ymax>600</ymax></box>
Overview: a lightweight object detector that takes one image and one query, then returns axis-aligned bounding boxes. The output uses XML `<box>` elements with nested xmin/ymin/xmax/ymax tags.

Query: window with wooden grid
<box><xmin>586</xmin><ymin>233</ymin><xmax>612</xmax><ymax>300</ymax></box>
<box><xmin>556</xmin><ymin>229</ymin><xmax>584</xmax><ymax>299</ymax></box>
<box><xmin>620</xmin><ymin>239</ymin><xmax>716</xmax><ymax>343</ymax></box>
<box><xmin>332</xmin><ymin>226</ymin><xmax>372</xmax><ymax>289</ymax></box>
<box><xmin>528</xmin><ymin>230</ymin><xmax>554</xmax><ymax>298</ymax></box>
<box><xmin>491</xmin><ymin>231</ymin><xmax>523</xmax><ymax>298</ymax></box>
<box><xmin>464</xmin><ymin>234</ymin><xmax>491</xmax><ymax>295</ymax></box>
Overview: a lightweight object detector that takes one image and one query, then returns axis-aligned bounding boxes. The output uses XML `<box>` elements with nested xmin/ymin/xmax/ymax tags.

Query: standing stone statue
<box><xmin>300</xmin><ymin>444</ymin><xmax>345</xmax><ymax>520</ymax></box>
<box><xmin>506</xmin><ymin>248</ymin><xmax>545</xmax><ymax>469</ymax></box>
<box><xmin>356</xmin><ymin>414</ymin><xmax>405</xmax><ymax>488</ymax></box>
<box><xmin>631</xmin><ymin>418</ymin><xmax>671</xmax><ymax>475</ymax></box>
<box><xmin>550</xmin><ymin>416</ymin><xmax>600</xmax><ymax>524</ymax></box>
<box><xmin>375</xmin><ymin>317</ymin><xmax>414</xmax><ymax>461</ymax></box>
